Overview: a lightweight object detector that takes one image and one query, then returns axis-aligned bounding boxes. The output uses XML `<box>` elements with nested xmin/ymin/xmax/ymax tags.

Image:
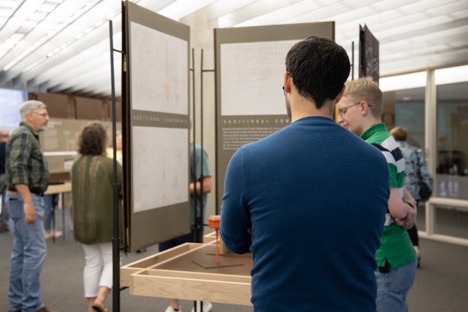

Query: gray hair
<box><xmin>20</xmin><ymin>100</ymin><xmax>47</xmax><ymax>120</ymax></box>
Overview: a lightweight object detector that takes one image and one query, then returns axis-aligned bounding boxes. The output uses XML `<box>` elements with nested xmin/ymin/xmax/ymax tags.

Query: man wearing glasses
<box><xmin>337</xmin><ymin>77</ymin><xmax>417</xmax><ymax>312</ymax></box>
<box><xmin>5</xmin><ymin>100</ymin><xmax>51</xmax><ymax>312</ymax></box>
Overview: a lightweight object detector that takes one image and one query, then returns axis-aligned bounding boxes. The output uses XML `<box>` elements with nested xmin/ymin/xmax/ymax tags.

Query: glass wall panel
<box><xmin>416</xmin><ymin>203</ymin><xmax>426</xmax><ymax>231</ymax></box>
<box><xmin>435</xmin><ymin>81</ymin><xmax>468</xmax><ymax>200</ymax></box>
<box><xmin>385</xmin><ymin>87</ymin><xmax>427</xmax><ymax>235</ymax></box>
<box><xmin>434</xmin><ymin>205</ymin><xmax>468</xmax><ymax>239</ymax></box>
<box><xmin>383</xmin><ymin>87</ymin><xmax>426</xmax><ymax>148</ymax></box>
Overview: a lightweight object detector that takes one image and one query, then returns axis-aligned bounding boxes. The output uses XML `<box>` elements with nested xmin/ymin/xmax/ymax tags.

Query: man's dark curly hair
<box><xmin>77</xmin><ymin>122</ymin><xmax>107</xmax><ymax>156</ymax></box>
<box><xmin>285</xmin><ymin>36</ymin><xmax>350</xmax><ymax>108</ymax></box>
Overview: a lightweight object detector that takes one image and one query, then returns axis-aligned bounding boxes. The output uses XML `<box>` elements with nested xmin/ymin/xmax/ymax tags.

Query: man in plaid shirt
<box><xmin>5</xmin><ymin>100</ymin><xmax>51</xmax><ymax>312</ymax></box>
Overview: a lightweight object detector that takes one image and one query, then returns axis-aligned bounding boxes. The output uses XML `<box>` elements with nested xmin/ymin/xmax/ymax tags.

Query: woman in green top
<box><xmin>72</xmin><ymin>122</ymin><xmax>123</xmax><ymax>312</ymax></box>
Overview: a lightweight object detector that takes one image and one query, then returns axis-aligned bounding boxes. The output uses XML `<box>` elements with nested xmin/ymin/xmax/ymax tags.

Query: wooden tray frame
<box><xmin>121</xmin><ymin>236</ymin><xmax>252</xmax><ymax>306</ymax></box>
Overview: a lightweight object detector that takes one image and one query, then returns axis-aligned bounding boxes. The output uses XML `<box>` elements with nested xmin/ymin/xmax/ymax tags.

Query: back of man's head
<box><xmin>344</xmin><ymin>77</ymin><xmax>383</xmax><ymax>118</ymax></box>
<box><xmin>285</xmin><ymin>36</ymin><xmax>350</xmax><ymax>108</ymax></box>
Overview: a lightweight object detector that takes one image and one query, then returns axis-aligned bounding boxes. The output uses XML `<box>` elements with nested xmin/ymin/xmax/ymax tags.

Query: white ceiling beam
<box><xmin>0</xmin><ymin>0</ymin><xmax>101</xmax><ymax>69</ymax></box>
<box><xmin>206</xmin><ymin>0</ymin><xmax>259</xmax><ymax>22</ymax></box>
<box><xmin>217</xmin><ymin>0</ymin><xmax>303</xmax><ymax>27</ymax></box>
<box><xmin>47</xmin><ymin>54</ymin><xmax>115</xmax><ymax>91</ymax></box>
<box><xmin>15</xmin><ymin>23</ymin><xmax>121</xmax><ymax>88</ymax></box>
<box><xmin>228</xmin><ymin>0</ymin><xmax>328</xmax><ymax>27</ymax></box>
<box><xmin>157</xmin><ymin>0</ymin><xmax>217</xmax><ymax>21</ymax></box>
<box><xmin>34</xmin><ymin>39</ymin><xmax>113</xmax><ymax>87</ymax></box>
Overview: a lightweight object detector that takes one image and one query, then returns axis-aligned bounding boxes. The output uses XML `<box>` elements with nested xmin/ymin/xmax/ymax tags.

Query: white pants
<box><xmin>81</xmin><ymin>242</ymin><xmax>115</xmax><ymax>298</ymax></box>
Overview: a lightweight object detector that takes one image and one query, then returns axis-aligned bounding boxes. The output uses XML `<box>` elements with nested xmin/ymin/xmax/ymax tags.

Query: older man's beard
<box><xmin>37</xmin><ymin>123</ymin><xmax>48</xmax><ymax>132</ymax></box>
<box><xmin>285</xmin><ymin>98</ymin><xmax>291</xmax><ymax>120</ymax></box>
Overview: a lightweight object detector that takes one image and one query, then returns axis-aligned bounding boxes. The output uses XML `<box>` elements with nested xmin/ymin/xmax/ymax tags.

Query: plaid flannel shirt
<box><xmin>6</xmin><ymin>122</ymin><xmax>49</xmax><ymax>193</ymax></box>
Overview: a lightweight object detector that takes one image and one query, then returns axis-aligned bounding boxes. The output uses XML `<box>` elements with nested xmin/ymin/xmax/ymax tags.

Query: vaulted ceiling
<box><xmin>1</xmin><ymin>0</ymin><xmax>467</xmax><ymax>98</ymax></box>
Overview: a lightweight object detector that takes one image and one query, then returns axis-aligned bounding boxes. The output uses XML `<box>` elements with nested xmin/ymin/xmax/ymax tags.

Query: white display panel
<box><xmin>132</xmin><ymin>126</ymin><xmax>188</xmax><ymax>213</ymax></box>
<box><xmin>214</xmin><ymin>22</ymin><xmax>335</xmax><ymax>208</ymax></box>
<box><xmin>130</xmin><ymin>22</ymin><xmax>188</xmax><ymax>115</ymax></box>
<box><xmin>220</xmin><ymin>40</ymin><xmax>297</xmax><ymax>116</ymax></box>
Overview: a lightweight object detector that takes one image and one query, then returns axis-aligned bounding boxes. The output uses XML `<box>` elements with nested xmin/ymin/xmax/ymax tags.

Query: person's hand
<box><xmin>407</xmin><ymin>199</ymin><xmax>417</xmax><ymax>209</ymax></box>
<box><xmin>396</xmin><ymin>202</ymin><xmax>416</xmax><ymax>229</ymax></box>
<box><xmin>23</xmin><ymin>201</ymin><xmax>37</xmax><ymax>224</ymax></box>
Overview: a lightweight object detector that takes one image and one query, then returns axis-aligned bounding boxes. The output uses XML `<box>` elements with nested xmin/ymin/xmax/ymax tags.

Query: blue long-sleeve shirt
<box><xmin>221</xmin><ymin>117</ymin><xmax>389</xmax><ymax>312</ymax></box>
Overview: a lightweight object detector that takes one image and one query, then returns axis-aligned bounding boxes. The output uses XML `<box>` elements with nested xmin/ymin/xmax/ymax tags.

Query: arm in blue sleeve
<box><xmin>220</xmin><ymin>149</ymin><xmax>252</xmax><ymax>254</ymax></box>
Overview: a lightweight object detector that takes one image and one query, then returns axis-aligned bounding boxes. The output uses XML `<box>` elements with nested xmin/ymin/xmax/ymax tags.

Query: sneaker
<box><xmin>165</xmin><ymin>306</ymin><xmax>182</xmax><ymax>312</ymax></box>
<box><xmin>191</xmin><ymin>301</ymin><xmax>212</xmax><ymax>312</ymax></box>
<box><xmin>36</xmin><ymin>307</ymin><xmax>51</xmax><ymax>312</ymax></box>
<box><xmin>44</xmin><ymin>230</ymin><xmax>63</xmax><ymax>239</ymax></box>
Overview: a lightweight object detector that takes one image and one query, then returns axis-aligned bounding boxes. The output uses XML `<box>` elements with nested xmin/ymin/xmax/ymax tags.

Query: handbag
<box><xmin>419</xmin><ymin>181</ymin><xmax>432</xmax><ymax>202</ymax></box>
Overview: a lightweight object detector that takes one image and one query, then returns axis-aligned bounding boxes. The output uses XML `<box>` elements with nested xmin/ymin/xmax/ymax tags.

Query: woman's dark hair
<box><xmin>77</xmin><ymin>122</ymin><xmax>107</xmax><ymax>155</ymax></box>
<box><xmin>285</xmin><ymin>36</ymin><xmax>350</xmax><ymax>108</ymax></box>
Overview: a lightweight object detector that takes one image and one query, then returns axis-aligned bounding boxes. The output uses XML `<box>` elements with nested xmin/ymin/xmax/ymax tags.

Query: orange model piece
<box><xmin>208</xmin><ymin>215</ymin><xmax>221</xmax><ymax>264</ymax></box>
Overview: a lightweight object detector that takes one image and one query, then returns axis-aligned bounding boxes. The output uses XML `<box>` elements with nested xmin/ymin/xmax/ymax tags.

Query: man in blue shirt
<box><xmin>221</xmin><ymin>36</ymin><xmax>390</xmax><ymax>312</ymax></box>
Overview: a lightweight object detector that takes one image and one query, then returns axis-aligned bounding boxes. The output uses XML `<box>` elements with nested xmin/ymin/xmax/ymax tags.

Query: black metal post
<box><xmin>351</xmin><ymin>41</ymin><xmax>355</xmax><ymax>80</ymax></box>
<box><xmin>109</xmin><ymin>20</ymin><xmax>121</xmax><ymax>312</ymax></box>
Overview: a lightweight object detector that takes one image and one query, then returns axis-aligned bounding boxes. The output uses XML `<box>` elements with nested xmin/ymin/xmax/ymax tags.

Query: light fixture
<box><xmin>380</xmin><ymin>72</ymin><xmax>427</xmax><ymax>92</ymax></box>
<box><xmin>0</xmin><ymin>32</ymin><xmax>24</xmax><ymax>59</ymax></box>
<box><xmin>435</xmin><ymin>65</ymin><xmax>468</xmax><ymax>85</ymax></box>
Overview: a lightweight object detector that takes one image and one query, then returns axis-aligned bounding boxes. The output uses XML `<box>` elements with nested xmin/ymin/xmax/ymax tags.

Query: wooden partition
<box><xmin>36</xmin><ymin>92</ymin><xmax>74</xmax><ymax>118</ymax></box>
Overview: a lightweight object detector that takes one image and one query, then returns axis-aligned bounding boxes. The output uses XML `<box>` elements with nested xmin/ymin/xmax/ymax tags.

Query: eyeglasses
<box><xmin>34</xmin><ymin>112</ymin><xmax>49</xmax><ymax>117</ymax></box>
<box><xmin>338</xmin><ymin>101</ymin><xmax>366</xmax><ymax>117</ymax></box>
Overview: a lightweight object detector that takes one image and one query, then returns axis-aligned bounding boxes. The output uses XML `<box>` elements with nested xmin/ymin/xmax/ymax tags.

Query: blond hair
<box><xmin>344</xmin><ymin>77</ymin><xmax>383</xmax><ymax>118</ymax></box>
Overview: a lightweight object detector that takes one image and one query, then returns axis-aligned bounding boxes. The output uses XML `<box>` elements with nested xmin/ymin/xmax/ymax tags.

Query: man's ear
<box><xmin>25</xmin><ymin>112</ymin><xmax>34</xmax><ymax>123</ymax></box>
<box><xmin>362</xmin><ymin>100</ymin><xmax>372</xmax><ymax>115</ymax></box>
<box><xmin>283</xmin><ymin>71</ymin><xmax>292</xmax><ymax>93</ymax></box>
